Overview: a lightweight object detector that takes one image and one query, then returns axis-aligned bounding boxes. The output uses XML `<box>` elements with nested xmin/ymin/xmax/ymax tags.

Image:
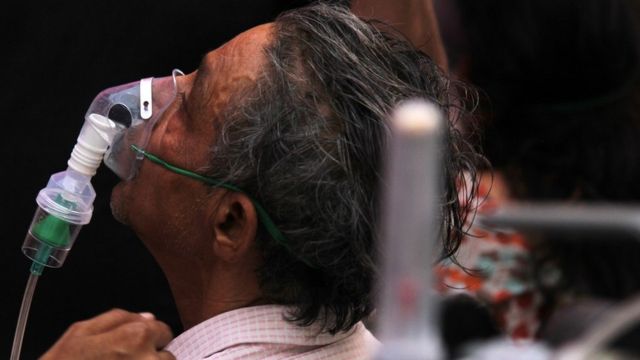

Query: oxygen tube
<box><xmin>10</xmin><ymin>113</ymin><xmax>119</xmax><ymax>360</ymax></box>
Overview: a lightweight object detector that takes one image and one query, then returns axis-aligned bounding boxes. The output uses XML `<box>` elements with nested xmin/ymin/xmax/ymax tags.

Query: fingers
<box><xmin>68</xmin><ymin>308</ymin><xmax>152</xmax><ymax>336</ymax></box>
<box><xmin>158</xmin><ymin>350</ymin><xmax>177</xmax><ymax>360</ymax></box>
<box><xmin>144</xmin><ymin>319</ymin><xmax>174</xmax><ymax>349</ymax></box>
<box><xmin>106</xmin><ymin>318</ymin><xmax>174</xmax><ymax>351</ymax></box>
<box><xmin>41</xmin><ymin>309</ymin><xmax>175</xmax><ymax>360</ymax></box>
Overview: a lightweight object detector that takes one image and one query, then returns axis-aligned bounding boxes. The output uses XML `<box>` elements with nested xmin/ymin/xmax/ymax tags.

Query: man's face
<box><xmin>110</xmin><ymin>23</ymin><xmax>273</xmax><ymax>256</ymax></box>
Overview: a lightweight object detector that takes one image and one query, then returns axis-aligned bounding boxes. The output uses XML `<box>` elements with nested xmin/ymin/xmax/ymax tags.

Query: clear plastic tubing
<box><xmin>10</xmin><ymin>273</ymin><xmax>39</xmax><ymax>360</ymax></box>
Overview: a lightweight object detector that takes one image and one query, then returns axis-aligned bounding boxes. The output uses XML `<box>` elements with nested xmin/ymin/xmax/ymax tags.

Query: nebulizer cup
<box><xmin>22</xmin><ymin>114</ymin><xmax>120</xmax><ymax>273</ymax></box>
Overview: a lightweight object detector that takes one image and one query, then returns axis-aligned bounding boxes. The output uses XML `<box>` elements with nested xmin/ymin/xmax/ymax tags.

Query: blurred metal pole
<box><xmin>374</xmin><ymin>99</ymin><xmax>444</xmax><ymax>360</ymax></box>
<box><xmin>476</xmin><ymin>203</ymin><xmax>640</xmax><ymax>238</ymax></box>
<box><xmin>447</xmin><ymin>203</ymin><xmax>640</xmax><ymax>359</ymax></box>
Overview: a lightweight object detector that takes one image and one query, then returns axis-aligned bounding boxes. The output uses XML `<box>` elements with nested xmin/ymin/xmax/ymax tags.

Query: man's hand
<box><xmin>40</xmin><ymin>309</ymin><xmax>175</xmax><ymax>360</ymax></box>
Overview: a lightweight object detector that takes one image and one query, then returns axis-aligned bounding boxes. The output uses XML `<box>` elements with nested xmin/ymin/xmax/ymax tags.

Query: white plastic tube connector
<box><xmin>68</xmin><ymin>113</ymin><xmax>119</xmax><ymax>176</ymax></box>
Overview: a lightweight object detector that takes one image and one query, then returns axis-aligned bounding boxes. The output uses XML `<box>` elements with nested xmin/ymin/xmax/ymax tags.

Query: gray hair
<box><xmin>204</xmin><ymin>2</ymin><xmax>480</xmax><ymax>333</ymax></box>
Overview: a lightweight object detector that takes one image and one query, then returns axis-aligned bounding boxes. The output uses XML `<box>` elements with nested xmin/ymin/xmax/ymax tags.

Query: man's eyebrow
<box><xmin>189</xmin><ymin>55</ymin><xmax>213</xmax><ymax>116</ymax></box>
<box><xmin>191</xmin><ymin>54</ymin><xmax>210</xmax><ymax>95</ymax></box>
<box><xmin>197</xmin><ymin>54</ymin><xmax>211</xmax><ymax>79</ymax></box>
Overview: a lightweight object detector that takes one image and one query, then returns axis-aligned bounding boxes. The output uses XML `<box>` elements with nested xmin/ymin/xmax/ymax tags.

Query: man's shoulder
<box><xmin>166</xmin><ymin>305</ymin><xmax>380</xmax><ymax>359</ymax></box>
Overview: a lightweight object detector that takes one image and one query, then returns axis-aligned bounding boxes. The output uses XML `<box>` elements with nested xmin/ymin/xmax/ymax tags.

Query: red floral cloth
<box><xmin>436</xmin><ymin>172</ymin><xmax>544</xmax><ymax>340</ymax></box>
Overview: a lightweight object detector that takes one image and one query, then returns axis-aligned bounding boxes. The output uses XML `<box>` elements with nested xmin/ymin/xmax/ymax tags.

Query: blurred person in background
<box><xmin>437</xmin><ymin>0</ymin><xmax>640</xmax><ymax>354</ymax></box>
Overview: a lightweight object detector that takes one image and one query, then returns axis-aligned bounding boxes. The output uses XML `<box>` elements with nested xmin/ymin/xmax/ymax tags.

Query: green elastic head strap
<box><xmin>130</xmin><ymin>145</ymin><xmax>312</xmax><ymax>267</ymax></box>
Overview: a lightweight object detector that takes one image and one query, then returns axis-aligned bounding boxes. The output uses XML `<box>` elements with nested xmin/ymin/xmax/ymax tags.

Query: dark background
<box><xmin>0</xmin><ymin>1</ymin><xmax>319</xmax><ymax>358</ymax></box>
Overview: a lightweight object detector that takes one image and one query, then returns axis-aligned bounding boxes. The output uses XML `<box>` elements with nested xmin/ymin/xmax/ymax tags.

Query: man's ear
<box><xmin>209</xmin><ymin>192</ymin><xmax>258</xmax><ymax>262</ymax></box>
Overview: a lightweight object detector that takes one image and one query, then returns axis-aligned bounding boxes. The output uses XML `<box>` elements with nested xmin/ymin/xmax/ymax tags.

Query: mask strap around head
<box><xmin>130</xmin><ymin>145</ymin><xmax>314</xmax><ymax>268</ymax></box>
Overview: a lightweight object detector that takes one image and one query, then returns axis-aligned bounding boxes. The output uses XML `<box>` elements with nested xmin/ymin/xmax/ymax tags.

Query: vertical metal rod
<box><xmin>375</xmin><ymin>99</ymin><xmax>444</xmax><ymax>360</ymax></box>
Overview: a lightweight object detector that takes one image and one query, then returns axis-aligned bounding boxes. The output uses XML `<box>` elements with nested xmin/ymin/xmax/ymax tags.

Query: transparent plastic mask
<box><xmin>84</xmin><ymin>69</ymin><xmax>184</xmax><ymax>180</ymax></box>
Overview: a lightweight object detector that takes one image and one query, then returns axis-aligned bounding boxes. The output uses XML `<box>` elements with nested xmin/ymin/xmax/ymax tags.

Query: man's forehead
<box><xmin>199</xmin><ymin>23</ymin><xmax>274</xmax><ymax>78</ymax></box>
<box><xmin>188</xmin><ymin>23</ymin><xmax>274</xmax><ymax>124</ymax></box>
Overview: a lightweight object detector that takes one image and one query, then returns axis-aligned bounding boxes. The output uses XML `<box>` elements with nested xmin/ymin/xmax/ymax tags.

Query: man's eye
<box><xmin>179</xmin><ymin>92</ymin><xmax>193</xmax><ymax>120</ymax></box>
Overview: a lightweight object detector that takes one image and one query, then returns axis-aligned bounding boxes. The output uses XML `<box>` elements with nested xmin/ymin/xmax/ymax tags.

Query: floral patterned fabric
<box><xmin>436</xmin><ymin>173</ymin><xmax>544</xmax><ymax>340</ymax></box>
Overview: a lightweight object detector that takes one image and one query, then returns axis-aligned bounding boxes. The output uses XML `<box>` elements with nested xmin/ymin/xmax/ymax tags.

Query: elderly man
<box><xmin>41</xmin><ymin>3</ymin><xmax>477</xmax><ymax>359</ymax></box>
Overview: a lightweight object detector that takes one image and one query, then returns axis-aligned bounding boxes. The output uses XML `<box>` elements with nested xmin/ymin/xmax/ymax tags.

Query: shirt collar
<box><xmin>165</xmin><ymin>305</ymin><xmax>359</xmax><ymax>358</ymax></box>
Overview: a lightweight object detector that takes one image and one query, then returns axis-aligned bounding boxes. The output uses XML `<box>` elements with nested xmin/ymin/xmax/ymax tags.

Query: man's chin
<box><xmin>110</xmin><ymin>182</ymin><xmax>130</xmax><ymax>225</ymax></box>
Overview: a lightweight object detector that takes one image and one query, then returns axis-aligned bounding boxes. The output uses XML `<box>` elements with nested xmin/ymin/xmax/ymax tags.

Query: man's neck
<box><xmin>157</xmin><ymin>255</ymin><xmax>264</xmax><ymax>330</ymax></box>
